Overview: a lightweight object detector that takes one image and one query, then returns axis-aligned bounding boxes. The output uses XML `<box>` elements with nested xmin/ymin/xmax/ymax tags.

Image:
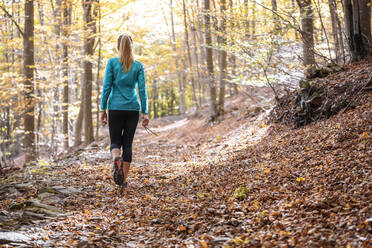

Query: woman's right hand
<box><xmin>101</xmin><ymin>111</ymin><xmax>108</xmax><ymax>125</ymax></box>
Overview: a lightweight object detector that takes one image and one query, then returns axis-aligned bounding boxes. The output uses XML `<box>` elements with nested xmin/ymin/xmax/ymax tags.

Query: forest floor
<box><xmin>0</xmin><ymin>62</ymin><xmax>371</xmax><ymax>247</ymax></box>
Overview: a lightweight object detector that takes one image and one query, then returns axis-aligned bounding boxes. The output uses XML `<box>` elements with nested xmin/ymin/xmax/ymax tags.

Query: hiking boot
<box><xmin>113</xmin><ymin>157</ymin><xmax>124</xmax><ymax>186</ymax></box>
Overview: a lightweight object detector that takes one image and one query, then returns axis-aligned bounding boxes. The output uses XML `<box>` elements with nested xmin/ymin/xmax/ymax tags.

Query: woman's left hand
<box><xmin>142</xmin><ymin>114</ymin><xmax>149</xmax><ymax>127</ymax></box>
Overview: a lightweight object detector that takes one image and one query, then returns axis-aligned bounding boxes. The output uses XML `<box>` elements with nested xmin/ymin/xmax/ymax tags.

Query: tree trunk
<box><xmin>51</xmin><ymin>0</ymin><xmax>62</xmax><ymax>155</ymax></box>
<box><xmin>229</xmin><ymin>0</ymin><xmax>238</xmax><ymax>95</ymax></box>
<box><xmin>359</xmin><ymin>0</ymin><xmax>371</xmax><ymax>55</ymax></box>
<box><xmin>170</xmin><ymin>0</ymin><xmax>186</xmax><ymax>114</ymax></box>
<box><xmin>296</xmin><ymin>0</ymin><xmax>316</xmax><ymax>77</ymax></box>
<box><xmin>315</xmin><ymin>0</ymin><xmax>332</xmax><ymax>60</ymax></box>
<box><xmin>218</xmin><ymin>0</ymin><xmax>227</xmax><ymax>117</ymax></box>
<box><xmin>82</xmin><ymin>0</ymin><xmax>97</xmax><ymax>145</ymax></box>
<box><xmin>271</xmin><ymin>0</ymin><xmax>280</xmax><ymax>32</ymax></box>
<box><xmin>244</xmin><ymin>0</ymin><xmax>250</xmax><ymax>39</ymax></box>
<box><xmin>328</xmin><ymin>0</ymin><xmax>341</xmax><ymax>63</ymax></box>
<box><xmin>251</xmin><ymin>2</ymin><xmax>256</xmax><ymax>38</ymax></box>
<box><xmin>204</xmin><ymin>0</ymin><xmax>217</xmax><ymax>121</ymax></box>
<box><xmin>291</xmin><ymin>0</ymin><xmax>298</xmax><ymax>40</ymax></box>
<box><xmin>62</xmin><ymin>0</ymin><xmax>71</xmax><ymax>149</ymax></box>
<box><xmin>183</xmin><ymin>0</ymin><xmax>198</xmax><ymax>109</ymax></box>
<box><xmin>74</xmin><ymin>77</ymin><xmax>84</xmax><ymax>147</ymax></box>
<box><xmin>196</xmin><ymin>0</ymin><xmax>207</xmax><ymax>105</ymax></box>
<box><xmin>95</xmin><ymin>0</ymin><xmax>101</xmax><ymax>139</ymax></box>
<box><xmin>191</xmin><ymin>25</ymin><xmax>203</xmax><ymax>106</ymax></box>
<box><xmin>343</xmin><ymin>0</ymin><xmax>371</xmax><ymax>61</ymax></box>
<box><xmin>152</xmin><ymin>79</ymin><xmax>158</xmax><ymax>119</ymax></box>
<box><xmin>23</xmin><ymin>0</ymin><xmax>35</xmax><ymax>165</ymax></box>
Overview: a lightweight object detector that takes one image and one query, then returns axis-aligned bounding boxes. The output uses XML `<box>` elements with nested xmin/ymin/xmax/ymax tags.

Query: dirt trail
<box><xmin>0</xmin><ymin>82</ymin><xmax>370</xmax><ymax>247</ymax></box>
<box><xmin>0</xmin><ymin>92</ymin><xmax>274</xmax><ymax>247</ymax></box>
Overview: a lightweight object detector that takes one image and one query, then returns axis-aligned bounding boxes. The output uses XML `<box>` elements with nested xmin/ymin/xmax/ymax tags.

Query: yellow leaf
<box><xmin>233</xmin><ymin>237</ymin><xmax>244</xmax><ymax>245</ymax></box>
<box><xmin>264</xmin><ymin>153</ymin><xmax>271</xmax><ymax>159</ymax></box>
<box><xmin>361</xmin><ymin>132</ymin><xmax>369</xmax><ymax>138</ymax></box>
<box><xmin>199</xmin><ymin>240</ymin><xmax>208</xmax><ymax>248</ymax></box>
<box><xmin>296</xmin><ymin>177</ymin><xmax>305</xmax><ymax>182</ymax></box>
<box><xmin>178</xmin><ymin>226</ymin><xmax>187</xmax><ymax>231</ymax></box>
<box><xmin>264</xmin><ymin>169</ymin><xmax>271</xmax><ymax>174</ymax></box>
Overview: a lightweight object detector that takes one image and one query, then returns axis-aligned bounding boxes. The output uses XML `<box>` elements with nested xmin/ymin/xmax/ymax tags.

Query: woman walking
<box><xmin>100</xmin><ymin>34</ymin><xmax>149</xmax><ymax>187</ymax></box>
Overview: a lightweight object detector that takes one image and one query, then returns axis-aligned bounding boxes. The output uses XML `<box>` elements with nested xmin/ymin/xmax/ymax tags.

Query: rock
<box><xmin>37</xmin><ymin>187</ymin><xmax>59</xmax><ymax>194</ymax></box>
<box><xmin>52</xmin><ymin>186</ymin><xmax>80</xmax><ymax>194</ymax></box>
<box><xmin>38</xmin><ymin>186</ymin><xmax>80</xmax><ymax>195</ymax></box>
<box><xmin>127</xmin><ymin>242</ymin><xmax>138</xmax><ymax>248</ymax></box>
<box><xmin>8</xmin><ymin>202</ymin><xmax>25</xmax><ymax>211</ymax></box>
<box><xmin>14</xmin><ymin>183</ymin><xmax>31</xmax><ymax>192</ymax></box>
<box><xmin>24</xmin><ymin>200</ymin><xmax>65</xmax><ymax>217</ymax></box>
<box><xmin>0</xmin><ymin>232</ymin><xmax>30</xmax><ymax>244</ymax></box>
<box><xmin>37</xmin><ymin>192</ymin><xmax>61</xmax><ymax>205</ymax></box>
<box><xmin>22</xmin><ymin>211</ymin><xmax>53</xmax><ymax>220</ymax></box>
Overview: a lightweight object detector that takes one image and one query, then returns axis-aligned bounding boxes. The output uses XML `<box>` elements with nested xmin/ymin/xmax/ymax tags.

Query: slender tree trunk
<box><xmin>170</xmin><ymin>0</ymin><xmax>186</xmax><ymax>114</ymax></box>
<box><xmin>152</xmin><ymin>79</ymin><xmax>158</xmax><ymax>119</ymax></box>
<box><xmin>271</xmin><ymin>0</ymin><xmax>280</xmax><ymax>32</ymax></box>
<box><xmin>196</xmin><ymin>0</ymin><xmax>207</xmax><ymax>105</ymax></box>
<box><xmin>82</xmin><ymin>0</ymin><xmax>97</xmax><ymax>145</ymax></box>
<box><xmin>296</xmin><ymin>0</ymin><xmax>316</xmax><ymax>77</ymax></box>
<box><xmin>204</xmin><ymin>0</ymin><xmax>217</xmax><ymax>121</ymax></box>
<box><xmin>23</xmin><ymin>0</ymin><xmax>35</xmax><ymax>165</ymax></box>
<box><xmin>329</xmin><ymin>0</ymin><xmax>341</xmax><ymax>63</ymax></box>
<box><xmin>218</xmin><ymin>0</ymin><xmax>227</xmax><ymax>117</ymax></box>
<box><xmin>183</xmin><ymin>0</ymin><xmax>198</xmax><ymax>109</ymax></box>
<box><xmin>229</xmin><ymin>0</ymin><xmax>238</xmax><ymax>95</ymax></box>
<box><xmin>291</xmin><ymin>0</ymin><xmax>299</xmax><ymax>40</ymax></box>
<box><xmin>95</xmin><ymin>0</ymin><xmax>101</xmax><ymax>139</ymax></box>
<box><xmin>74</xmin><ymin>77</ymin><xmax>84</xmax><ymax>147</ymax></box>
<box><xmin>315</xmin><ymin>0</ymin><xmax>332</xmax><ymax>60</ymax></box>
<box><xmin>251</xmin><ymin>2</ymin><xmax>256</xmax><ymax>38</ymax></box>
<box><xmin>51</xmin><ymin>0</ymin><xmax>62</xmax><ymax>154</ymax></box>
<box><xmin>191</xmin><ymin>24</ymin><xmax>202</xmax><ymax>106</ymax></box>
<box><xmin>335</xmin><ymin>4</ymin><xmax>346</xmax><ymax>63</ymax></box>
<box><xmin>62</xmin><ymin>0</ymin><xmax>71</xmax><ymax>149</ymax></box>
<box><xmin>244</xmin><ymin>0</ymin><xmax>250</xmax><ymax>39</ymax></box>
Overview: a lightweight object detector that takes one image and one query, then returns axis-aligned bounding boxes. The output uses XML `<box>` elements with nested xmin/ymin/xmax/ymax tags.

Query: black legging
<box><xmin>108</xmin><ymin>110</ymin><xmax>139</xmax><ymax>163</ymax></box>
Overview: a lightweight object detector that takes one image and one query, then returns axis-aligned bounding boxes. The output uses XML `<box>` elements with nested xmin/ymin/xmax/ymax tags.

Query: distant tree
<box><xmin>24</xmin><ymin>0</ymin><xmax>35</xmax><ymax>164</ymax></box>
<box><xmin>182</xmin><ymin>0</ymin><xmax>198</xmax><ymax>109</ymax></box>
<box><xmin>343</xmin><ymin>0</ymin><xmax>371</xmax><ymax>61</ymax></box>
<box><xmin>296</xmin><ymin>0</ymin><xmax>316</xmax><ymax>76</ymax></box>
<box><xmin>170</xmin><ymin>0</ymin><xmax>186</xmax><ymax>114</ymax></box>
<box><xmin>62</xmin><ymin>0</ymin><xmax>72</xmax><ymax>149</ymax></box>
<box><xmin>218</xmin><ymin>0</ymin><xmax>227</xmax><ymax>117</ymax></box>
<box><xmin>271</xmin><ymin>0</ymin><xmax>280</xmax><ymax>32</ymax></box>
<box><xmin>204</xmin><ymin>0</ymin><xmax>218</xmax><ymax>121</ymax></box>
<box><xmin>328</xmin><ymin>0</ymin><xmax>344</xmax><ymax>63</ymax></box>
<box><xmin>82</xmin><ymin>0</ymin><xmax>98</xmax><ymax>145</ymax></box>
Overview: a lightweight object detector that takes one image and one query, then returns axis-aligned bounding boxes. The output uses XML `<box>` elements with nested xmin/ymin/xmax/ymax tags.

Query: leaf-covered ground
<box><xmin>0</xmin><ymin>66</ymin><xmax>371</xmax><ymax>247</ymax></box>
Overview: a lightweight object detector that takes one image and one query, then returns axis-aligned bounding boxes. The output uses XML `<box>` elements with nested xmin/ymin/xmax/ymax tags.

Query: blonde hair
<box><xmin>117</xmin><ymin>34</ymin><xmax>134</xmax><ymax>72</ymax></box>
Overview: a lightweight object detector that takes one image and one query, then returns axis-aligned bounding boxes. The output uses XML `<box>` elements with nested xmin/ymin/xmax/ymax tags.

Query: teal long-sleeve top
<box><xmin>100</xmin><ymin>58</ymin><xmax>148</xmax><ymax>114</ymax></box>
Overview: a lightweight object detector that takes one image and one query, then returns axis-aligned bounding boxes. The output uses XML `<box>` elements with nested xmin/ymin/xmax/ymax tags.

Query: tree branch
<box><xmin>0</xmin><ymin>5</ymin><xmax>24</xmax><ymax>37</ymax></box>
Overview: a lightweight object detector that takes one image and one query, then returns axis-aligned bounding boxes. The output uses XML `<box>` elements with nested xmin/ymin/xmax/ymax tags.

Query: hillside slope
<box><xmin>0</xmin><ymin>61</ymin><xmax>370</xmax><ymax>247</ymax></box>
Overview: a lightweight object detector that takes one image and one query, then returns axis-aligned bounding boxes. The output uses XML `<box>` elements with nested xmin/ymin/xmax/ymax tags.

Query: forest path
<box><xmin>0</xmin><ymin>93</ymin><xmax>273</xmax><ymax>247</ymax></box>
<box><xmin>33</xmin><ymin>112</ymin><xmax>269</xmax><ymax>246</ymax></box>
<box><xmin>2</xmin><ymin>82</ymin><xmax>370</xmax><ymax>247</ymax></box>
